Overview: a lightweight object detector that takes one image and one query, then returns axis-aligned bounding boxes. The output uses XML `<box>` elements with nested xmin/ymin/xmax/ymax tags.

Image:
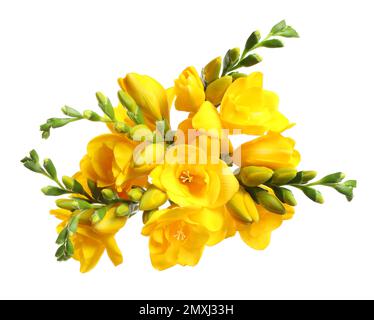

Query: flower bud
<box><xmin>115</xmin><ymin>203</ymin><xmax>130</xmax><ymax>217</ymax></box>
<box><xmin>271</xmin><ymin>168</ymin><xmax>298</xmax><ymax>185</ymax></box>
<box><xmin>130</xmin><ymin>124</ymin><xmax>153</xmax><ymax>142</ymax></box>
<box><xmin>273</xmin><ymin>187</ymin><xmax>297</xmax><ymax>206</ymax></box>
<box><xmin>255</xmin><ymin>190</ymin><xmax>286</xmax><ymax>214</ymax></box>
<box><xmin>300</xmin><ymin>171</ymin><xmax>317</xmax><ymax>184</ymax></box>
<box><xmin>56</xmin><ymin>199</ymin><xmax>92</xmax><ymax>210</ymax></box>
<box><xmin>239</xmin><ymin>166</ymin><xmax>273</xmax><ymax>187</ymax></box>
<box><xmin>101</xmin><ymin>188</ymin><xmax>117</xmax><ymax>201</ymax></box>
<box><xmin>83</xmin><ymin>110</ymin><xmax>101</xmax><ymax>121</ymax></box>
<box><xmin>142</xmin><ymin>210</ymin><xmax>156</xmax><ymax>224</ymax></box>
<box><xmin>118</xmin><ymin>90</ymin><xmax>138</xmax><ymax>114</ymax></box>
<box><xmin>128</xmin><ymin>187</ymin><xmax>144</xmax><ymax>202</ymax></box>
<box><xmin>229</xmin><ymin>47</ymin><xmax>241</xmax><ymax>64</ymax></box>
<box><xmin>62</xmin><ymin>176</ymin><xmax>74</xmax><ymax>190</ymax></box>
<box><xmin>227</xmin><ymin>188</ymin><xmax>259</xmax><ymax>223</ymax></box>
<box><xmin>203</xmin><ymin>57</ymin><xmax>222</xmax><ymax>84</ymax></box>
<box><xmin>205</xmin><ymin>76</ymin><xmax>233</xmax><ymax>106</ymax></box>
<box><xmin>139</xmin><ymin>187</ymin><xmax>168</xmax><ymax>211</ymax></box>
<box><xmin>301</xmin><ymin>187</ymin><xmax>324</xmax><ymax>204</ymax></box>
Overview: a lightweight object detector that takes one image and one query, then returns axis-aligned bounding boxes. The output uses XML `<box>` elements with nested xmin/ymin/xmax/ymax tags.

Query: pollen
<box><xmin>174</xmin><ymin>229</ymin><xmax>187</xmax><ymax>241</ymax></box>
<box><xmin>179</xmin><ymin>170</ymin><xmax>193</xmax><ymax>183</ymax></box>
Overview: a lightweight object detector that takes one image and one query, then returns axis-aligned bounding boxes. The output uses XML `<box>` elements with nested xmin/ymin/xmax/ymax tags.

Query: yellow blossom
<box><xmin>51</xmin><ymin>207</ymin><xmax>127</xmax><ymax>273</ymax></box>
<box><xmin>142</xmin><ymin>205</ymin><xmax>236</xmax><ymax>270</ymax></box>
<box><xmin>174</xmin><ymin>66</ymin><xmax>205</xmax><ymax>112</ymax></box>
<box><xmin>118</xmin><ymin>73</ymin><xmax>170</xmax><ymax>126</ymax></box>
<box><xmin>150</xmin><ymin>144</ymin><xmax>238</xmax><ymax>208</ymax></box>
<box><xmin>79</xmin><ymin>134</ymin><xmax>146</xmax><ymax>191</ymax></box>
<box><xmin>220</xmin><ymin>72</ymin><xmax>292</xmax><ymax>135</ymax></box>
<box><xmin>236</xmin><ymin>203</ymin><xmax>294</xmax><ymax>250</ymax></box>
<box><xmin>234</xmin><ymin>131</ymin><xmax>300</xmax><ymax>169</ymax></box>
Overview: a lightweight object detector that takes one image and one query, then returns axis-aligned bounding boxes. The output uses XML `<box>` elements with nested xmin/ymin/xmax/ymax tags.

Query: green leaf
<box><xmin>277</xmin><ymin>26</ymin><xmax>299</xmax><ymax>38</ymax></box>
<box><xmin>271</xmin><ymin>20</ymin><xmax>287</xmax><ymax>34</ymax></box>
<box><xmin>260</xmin><ymin>39</ymin><xmax>284</xmax><ymax>48</ymax></box>
<box><xmin>300</xmin><ymin>186</ymin><xmax>324</xmax><ymax>204</ymax></box>
<box><xmin>61</xmin><ymin>106</ymin><xmax>82</xmax><ymax>118</ymax></box>
<box><xmin>243</xmin><ymin>30</ymin><xmax>261</xmax><ymax>56</ymax></box>
<box><xmin>41</xmin><ymin>186</ymin><xmax>68</xmax><ymax>196</ymax></box>
<box><xmin>238</xmin><ymin>54</ymin><xmax>262</xmax><ymax>67</ymax></box>
<box><xmin>43</xmin><ymin>158</ymin><xmax>57</xmax><ymax>180</ymax></box>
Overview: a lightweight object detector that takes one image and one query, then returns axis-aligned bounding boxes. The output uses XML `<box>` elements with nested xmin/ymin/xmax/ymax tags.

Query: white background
<box><xmin>1</xmin><ymin>0</ymin><xmax>373</xmax><ymax>300</ymax></box>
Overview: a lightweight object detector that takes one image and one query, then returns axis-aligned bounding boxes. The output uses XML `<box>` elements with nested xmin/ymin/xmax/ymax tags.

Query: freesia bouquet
<box><xmin>22</xmin><ymin>20</ymin><xmax>356</xmax><ymax>272</ymax></box>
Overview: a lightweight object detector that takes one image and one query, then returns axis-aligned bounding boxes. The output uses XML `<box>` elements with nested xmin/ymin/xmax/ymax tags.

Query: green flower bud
<box><xmin>300</xmin><ymin>187</ymin><xmax>324</xmax><ymax>204</ymax></box>
<box><xmin>271</xmin><ymin>168</ymin><xmax>298</xmax><ymax>185</ymax></box>
<box><xmin>239</xmin><ymin>166</ymin><xmax>273</xmax><ymax>187</ymax></box>
<box><xmin>116</xmin><ymin>203</ymin><xmax>130</xmax><ymax>217</ymax></box>
<box><xmin>130</xmin><ymin>125</ymin><xmax>153</xmax><ymax>142</ymax></box>
<box><xmin>118</xmin><ymin>90</ymin><xmax>138</xmax><ymax>114</ymax></box>
<box><xmin>101</xmin><ymin>188</ymin><xmax>117</xmax><ymax>201</ymax></box>
<box><xmin>300</xmin><ymin>171</ymin><xmax>317</xmax><ymax>184</ymax></box>
<box><xmin>244</xmin><ymin>30</ymin><xmax>261</xmax><ymax>55</ymax></box>
<box><xmin>56</xmin><ymin>199</ymin><xmax>92</xmax><ymax>210</ymax></box>
<box><xmin>139</xmin><ymin>187</ymin><xmax>168</xmax><ymax>211</ymax></box>
<box><xmin>238</xmin><ymin>54</ymin><xmax>262</xmax><ymax>67</ymax></box>
<box><xmin>62</xmin><ymin>176</ymin><xmax>74</xmax><ymax>190</ymax></box>
<box><xmin>128</xmin><ymin>187</ymin><xmax>144</xmax><ymax>202</ymax></box>
<box><xmin>41</xmin><ymin>186</ymin><xmax>68</xmax><ymax>196</ymax></box>
<box><xmin>227</xmin><ymin>188</ymin><xmax>258</xmax><ymax>223</ymax></box>
<box><xmin>114</xmin><ymin>122</ymin><xmax>130</xmax><ymax>133</ymax></box>
<box><xmin>61</xmin><ymin>106</ymin><xmax>81</xmax><ymax>118</ymax></box>
<box><xmin>273</xmin><ymin>187</ymin><xmax>297</xmax><ymax>206</ymax></box>
<box><xmin>91</xmin><ymin>207</ymin><xmax>108</xmax><ymax>224</ymax></box>
<box><xmin>229</xmin><ymin>47</ymin><xmax>241</xmax><ymax>64</ymax></box>
<box><xmin>319</xmin><ymin>172</ymin><xmax>346</xmax><ymax>184</ymax></box>
<box><xmin>256</xmin><ymin>190</ymin><xmax>286</xmax><ymax>215</ymax></box>
<box><xmin>43</xmin><ymin>158</ymin><xmax>57</xmax><ymax>180</ymax></box>
<box><xmin>83</xmin><ymin>110</ymin><xmax>102</xmax><ymax>121</ymax></box>
<box><xmin>96</xmin><ymin>92</ymin><xmax>115</xmax><ymax>120</ymax></box>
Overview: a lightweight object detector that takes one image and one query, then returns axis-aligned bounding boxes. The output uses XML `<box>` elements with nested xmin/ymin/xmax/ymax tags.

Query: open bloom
<box><xmin>142</xmin><ymin>206</ymin><xmax>236</xmax><ymax>270</ymax></box>
<box><xmin>174</xmin><ymin>66</ymin><xmax>205</xmax><ymax>113</ymax></box>
<box><xmin>51</xmin><ymin>207</ymin><xmax>127</xmax><ymax>273</ymax></box>
<box><xmin>220</xmin><ymin>72</ymin><xmax>291</xmax><ymax>135</ymax></box>
<box><xmin>236</xmin><ymin>203</ymin><xmax>294</xmax><ymax>250</ymax></box>
<box><xmin>234</xmin><ymin>131</ymin><xmax>301</xmax><ymax>169</ymax></box>
<box><xmin>118</xmin><ymin>73</ymin><xmax>170</xmax><ymax>126</ymax></box>
<box><xmin>80</xmin><ymin>134</ymin><xmax>147</xmax><ymax>191</ymax></box>
<box><xmin>150</xmin><ymin>144</ymin><xmax>239</xmax><ymax>208</ymax></box>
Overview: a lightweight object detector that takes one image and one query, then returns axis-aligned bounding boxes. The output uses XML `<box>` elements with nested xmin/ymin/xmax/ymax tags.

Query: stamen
<box><xmin>179</xmin><ymin>170</ymin><xmax>193</xmax><ymax>183</ymax></box>
<box><xmin>174</xmin><ymin>229</ymin><xmax>187</xmax><ymax>241</ymax></box>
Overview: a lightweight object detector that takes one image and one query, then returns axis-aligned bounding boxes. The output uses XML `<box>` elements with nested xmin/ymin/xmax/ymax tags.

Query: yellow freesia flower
<box><xmin>80</xmin><ymin>134</ymin><xmax>145</xmax><ymax>191</ymax></box>
<box><xmin>174</xmin><ymin>66</ymin><xmax>205</xmax><ymax>112</ymax></box>
<box><xmin>150</xmin><ymin>144</ymin><xmax>239</xmax><ymax>208</ymax></box>
<box><xmin>220</xmin><ymin>72</ymin><xmax>291</xmax><ymax>135</ymax></box>
<box><xmin>118</xmin><ymin>73</ymin><xmax>170</xmax><ymax>126</ymax></box>
<box><xmin>142</xmin><ymin>205</ymin><xmax>236</xmax><ymax>270</ymax></box>
<box><xmin>51</xmin><ymin>207</ymin><xmax>127</xmax><ymax>273</ymax></box>
<box><xmin>236</xmin><ymin>203</ymin><xmax>294</xmax><ymax>250</ymax></box>
<box><xmin>234</xmin><ymin>131</ymin><xmax>301</xmax><ymax>169</ymax></box>
<box><xmin>176</xmin><ymin>101</ymin><xmax>233</xmax><ymax>157</ymax></box>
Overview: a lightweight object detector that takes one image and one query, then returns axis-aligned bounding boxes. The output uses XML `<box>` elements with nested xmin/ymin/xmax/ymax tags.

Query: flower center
<box><xmin>179</xmin><ymin>170</ymin><xmax>193</xmax><ymax>183</ymax></box>
<box><xmin>174</xmin><ymin>229</ymin><xmax>187</xmax><ymax>241</ymax></box>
